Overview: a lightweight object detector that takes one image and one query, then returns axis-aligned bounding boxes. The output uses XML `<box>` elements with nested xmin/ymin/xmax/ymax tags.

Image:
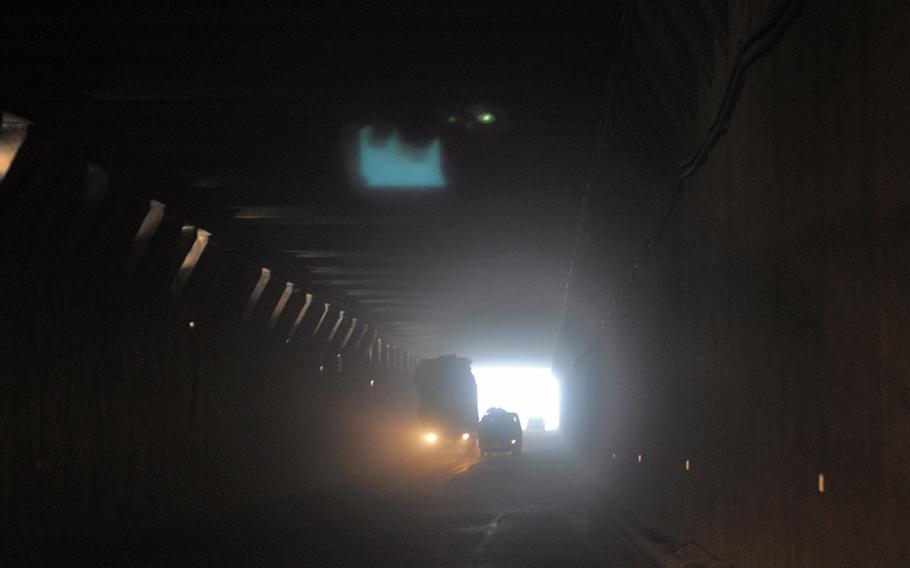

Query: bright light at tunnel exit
<box><xmin>472</xmin><ymin>367</ymin><xmax>560</xmax><ymax>430</ymax></box>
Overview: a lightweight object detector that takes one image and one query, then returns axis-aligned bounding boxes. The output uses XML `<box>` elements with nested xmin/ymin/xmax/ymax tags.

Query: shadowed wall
<box><xmin>557</xmin><ymin>1</ymin><xmax>910</xmax><ymax>566</ymax></box>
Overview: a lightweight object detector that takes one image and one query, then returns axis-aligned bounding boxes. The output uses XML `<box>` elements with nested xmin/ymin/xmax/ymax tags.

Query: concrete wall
<box><xmin>0</xmin><ymin>125</ymin><xmax>416</xmax><ymax>561</ymax></box>
<box><xmin>557</xmin><ymin>1</ymin><xmax>910</xmax><ymax>565</ymax></box>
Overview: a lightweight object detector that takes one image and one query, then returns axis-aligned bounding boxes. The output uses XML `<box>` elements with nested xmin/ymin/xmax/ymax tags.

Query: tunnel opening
<box><xmin>473</xmin><ymin>366</ymin><xmax>560</xmax><ymax>431</ymax></box>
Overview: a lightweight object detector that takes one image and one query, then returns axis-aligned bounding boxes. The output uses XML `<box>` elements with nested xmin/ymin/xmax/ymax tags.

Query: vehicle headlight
<box><xmin>461</xmin><ymin>433</ymin><xmax>471</xmax><ymax>440</ymax></box>
<box><xmin>424</xmin><ymin>433</ymin><xmax>438</xmax><ymax>444</ymax></box>
<box><xmin>510</xmin><ymin>439</ymin><xmax>517</xmax><ymax>445</ymax></box>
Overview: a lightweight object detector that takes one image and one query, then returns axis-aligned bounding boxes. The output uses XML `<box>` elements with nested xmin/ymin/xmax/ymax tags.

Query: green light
<box><xmin>477</xmin><ymin>112</ymin><xmax>495</xmax><ymax>124</ymax></box>
<box><xmin>447</xmin><ymin>115</ymin><xmax>457</xmax><ymax>123</ymax></box>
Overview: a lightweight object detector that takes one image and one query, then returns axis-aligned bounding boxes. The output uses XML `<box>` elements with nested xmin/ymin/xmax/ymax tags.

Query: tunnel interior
<box><xmin>2</xmin><ymin>3</ymin><xmax>909</xmax><ymax>567</ymax></box>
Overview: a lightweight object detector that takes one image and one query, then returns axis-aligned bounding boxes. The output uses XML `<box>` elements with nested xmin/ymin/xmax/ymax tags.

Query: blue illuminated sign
<box><xmin>358</xmin><ymin>127</ymin><xmax>445</xmax><ymax>188</ymax></box>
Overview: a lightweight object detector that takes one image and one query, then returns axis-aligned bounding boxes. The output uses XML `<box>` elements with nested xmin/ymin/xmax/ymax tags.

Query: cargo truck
<box><xmin>414</xmin><ymin>354</ymin><xmax>479</xmax><ymax>451</ymax></box>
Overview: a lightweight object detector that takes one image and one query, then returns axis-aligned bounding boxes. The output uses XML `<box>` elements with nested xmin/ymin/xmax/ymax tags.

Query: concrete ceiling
<box><xmin>3</xmin><ymin>6</ymin><xmax>625</xmax><ymax>364</ymax></box>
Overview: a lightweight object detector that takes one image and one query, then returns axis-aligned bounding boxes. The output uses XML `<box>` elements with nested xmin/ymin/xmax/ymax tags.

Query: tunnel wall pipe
<box><xmin>0</xmin><ymin>127</ymin><xmax>419</xmax><ymax>559</ymax></box>
<box><xmin>556</xmin><ymin>1</ymin><xmax>910</xmax><ymax>566</ymax></box>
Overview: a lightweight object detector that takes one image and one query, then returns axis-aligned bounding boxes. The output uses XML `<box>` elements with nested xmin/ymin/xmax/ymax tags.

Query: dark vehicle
<box><xmin>478</xmin><ymin>408</ymin><xmax>523</xmax><ymax>456</ymax></box>
<box><xmin>414</xmin><ymin>355</ymin><xmax>479</xmax><ymax>450</ymax></box>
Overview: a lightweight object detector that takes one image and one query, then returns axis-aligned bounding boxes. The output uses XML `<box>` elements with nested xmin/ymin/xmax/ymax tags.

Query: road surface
<box><xmin>57</xmin><ymin>432</ymin><xmax>650</xmax><ymax>567</ymax></box>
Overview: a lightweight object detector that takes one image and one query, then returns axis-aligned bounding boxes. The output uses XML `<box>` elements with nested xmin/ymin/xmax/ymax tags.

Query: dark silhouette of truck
<box><xmin>414</xmin><ymin>355</ymin><xmax>479</xmax><ymax>449</ymax></box>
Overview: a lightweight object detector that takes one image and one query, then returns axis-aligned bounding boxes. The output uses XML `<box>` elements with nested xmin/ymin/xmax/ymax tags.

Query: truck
<box><xmin>414</xmin><ymin>354</ymin><xmax>479</xmax><ymax>450</ymax></box>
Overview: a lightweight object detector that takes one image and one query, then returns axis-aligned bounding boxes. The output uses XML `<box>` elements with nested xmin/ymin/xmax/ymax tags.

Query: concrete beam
<box><xmin>125</xmin><ymin>199</ymin><xmax>165</xmax><ymax>272</ymax></box>
<box><xmin>339</xmin><ymin>318</ymin><xmax>358</xmax><ymax>350</ymax></box>
<box><xmin>311</xmin><ymin>302</ymin><xmax>331</xmax><ymax>338</ymax></box>
<box><xmin>268</xmin><ymin>282</ymin><xmax>295</xmax><ymax>329</ymax></box>
<box><xmin>242</xmin><ymin>267</ymin><xmax>271</xmax><ymax>319</ymax></box>
<box><xmin>353</xmin><ymin>324</ymin><xmax>370</xmax><ymax>350</ymax></box>
<box><xmin>172</xmin><ymin>227</ymin><xmax>210</xmax><ymax>292</ymax></box>
<box><xmin>289</xmin><ymin>292</ymin><xmax>314</xmax><ymax>338</ymax></box>
<box><xmin>327</xmin><ymin>310</ymin><xmax>345</xmax><ymax>343</ymax></box>
<box><xmin>229</xmin><ymin>207</ymin><xmax>432</xmax><ymax>226</ymax></box>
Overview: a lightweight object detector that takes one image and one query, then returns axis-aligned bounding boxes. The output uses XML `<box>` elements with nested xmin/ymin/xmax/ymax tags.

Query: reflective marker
<box><xmin>818</xmin><ymin>473</ymin><xmax>826</xmax><ymax>493</ymax></box>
